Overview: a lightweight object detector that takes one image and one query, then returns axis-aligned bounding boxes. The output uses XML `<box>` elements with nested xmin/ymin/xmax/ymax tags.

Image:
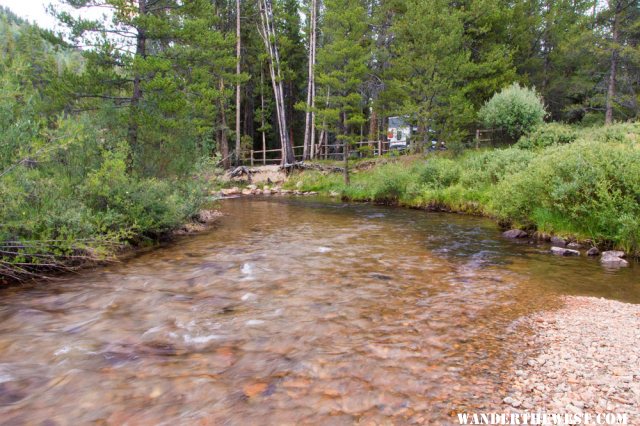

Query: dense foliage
<box><xmin>288</xmin><ymin>123</ymin><xmax>640</xmax><ymax>255</ymax></box>
<box><xmin>478</xmin><ymin>84</ymin><xmax>547</xmax><ymax>138</ymax></box>
<box><xmin>0</xmin><ymin>8</ymin><xmax>211</xmax><ymax>280</ymax></box>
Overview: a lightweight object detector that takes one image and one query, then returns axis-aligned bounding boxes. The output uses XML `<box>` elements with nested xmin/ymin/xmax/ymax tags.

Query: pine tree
<box><xmin>316</xmin><ymin>0</ymin><xmax>369</xmax><ymax>183</ymax></box>
<box><xmin>384</xmin><ymin>0</ymin><xmax>473</xmax><ymax>143</ymax></box>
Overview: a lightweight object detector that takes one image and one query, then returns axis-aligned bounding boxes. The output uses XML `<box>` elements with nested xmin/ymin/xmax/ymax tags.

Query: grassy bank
<box><xmin>286</xmin><ymin>123</ymin><xmax>640</xmax><ymax>255</ymax></box>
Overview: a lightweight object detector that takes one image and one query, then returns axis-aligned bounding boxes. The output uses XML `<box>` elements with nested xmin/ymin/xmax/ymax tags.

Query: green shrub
<box><xmin>581</xmin><ymin>122</ymin><xmax>640</xmax><ymax>145</ymax></box>
<box><xmin>414</xmin><ymin>159</ymin><xmax>461</xmax><ymax>189</ymax></box>
<box><xmin>358</xmin><ymin>163</ymin><xmax>413</xmax><ymax>203</ymax></box>
<box><xmin>478</xmin><ymin>83</ymin><xmax>546</xmax><ymax>139</ymax></box>
<box><xmin>459</xmin><ymin>148</ymin><xmax>535</xmax><ymax>186</ymax></box>
<box><xmin>516</xmin><ymin>123</ymin><xmax>579</xmax><ymax>150</ymax></box>
<box><xmin>82</xmin><ymin>144</ymin><xmax>205</xmax><ymax>237</ymax></box>
<box><xmin>516</xmin><ymin>122</ymin><xmax>640</xmax><ymax>150</ymax></box>
<box><xmin>492</xmin><ymin>140</ymin><xmax>640</xmax><ymax>253</ymax></box>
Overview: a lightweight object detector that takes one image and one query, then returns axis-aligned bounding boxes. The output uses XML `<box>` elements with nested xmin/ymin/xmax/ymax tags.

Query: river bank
<box><xmin>283</xmin><ymin>124</ymin><xmax>640</xmax><ymax>259</ymax></box>
<box><xmin>0</xmin><ymin>208</ymin><xmax>222</xmax><ymax>284</ymax></box>
<box><xmin>503</xmin><ymin>296</ymin><xmax>640</xmax><ymax>421</ymax></box>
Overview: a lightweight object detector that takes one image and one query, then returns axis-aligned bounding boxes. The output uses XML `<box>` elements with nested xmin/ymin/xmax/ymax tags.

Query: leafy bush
<box><xmin>478</xmin><ymin>83</ymin><xmax>546</xmax><ymax>139</ymax></box>
<box><xmin>515</xmin><ymin>122</ymin><xmax>640</xmax><ymax>150</ymax></box>
<box><xmin>516</xmin><ymin>123</ymin><xmax>579</xmax><ymax>150</ymax></box>
<box><xmin>459</xmin><ymin>148</ymin><xmax>534</xmax><ymax>186</ymax></box>
<box><xmin>415</xmin><ymin>159</ymin><xmax>461</xmax><ymax>189</ymax></box>
<box><xmin>354</xmin><ymin>163</ymin><xmax>413</xmax><ymax>203</ymax></box>
<box><xmin>492</xmin><ymin>140</ymin><xmax>640</xmax><ymax>253</ymax></box>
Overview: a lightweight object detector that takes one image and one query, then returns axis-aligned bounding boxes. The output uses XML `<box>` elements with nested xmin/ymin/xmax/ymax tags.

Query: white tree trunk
<box><xmin>303</xmin><ymin>0</ymin><xmax>317</xmax><ymax>160</ymax></box>
<box><xmin>261</xmin><ymin>66</ymin><xmax>267</xmax><ymax>165</ymax></box>
<box><xmin>258</xmin><ymin>0</ymin><xmax>295</xmax><ymax>166</ymax></box>
<box><xmin>235</xmin><ymin>0</ymin><xmax>242</xmax><ymax>164</ymax></box>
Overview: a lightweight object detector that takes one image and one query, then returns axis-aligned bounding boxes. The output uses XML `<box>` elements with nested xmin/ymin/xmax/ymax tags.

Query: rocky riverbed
<box><xmin>503</xmin><ymin>297</ymin><xmax>640</xmax><ymax>422</ymax></box>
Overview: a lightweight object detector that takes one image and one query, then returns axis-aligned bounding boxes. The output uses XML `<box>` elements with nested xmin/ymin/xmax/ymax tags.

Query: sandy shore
<box><xmin>502</xmin><ymin>296</ymin><xmax>640</xmax><ymax>422</ymax></box>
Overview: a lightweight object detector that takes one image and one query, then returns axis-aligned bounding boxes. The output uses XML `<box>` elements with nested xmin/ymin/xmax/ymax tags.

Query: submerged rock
<box><xmin>586</xmin><ymin>247</ymin><xmax>600</xmax><ymax>256</ymax></box>
<box><xmin>601</xmin><ymin>251</ymin><xmax>628</xmax><ymax>266</ymax></box>
<box><xmin>503</xmin><ymin>229</ymin><xmax>528</xmax><ymax>239</ymax></box>
<box><xmin>602</xmin><ymin>250</ymin><xmax>625</xmax><ymax>258</ymax></box>
<box><xmin>551</xmin><ymin>246</ymin><xmax>580</xmax><ymax>256</ymax></box>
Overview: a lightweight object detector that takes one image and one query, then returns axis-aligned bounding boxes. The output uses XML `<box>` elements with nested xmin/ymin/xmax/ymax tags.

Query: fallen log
<box><xmin>228</xmin><ymin>166</ymin><xmax>253</xmax><ymax>182</ymax></box>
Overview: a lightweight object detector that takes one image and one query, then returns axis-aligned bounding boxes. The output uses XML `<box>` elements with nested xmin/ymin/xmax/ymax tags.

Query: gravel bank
<box><xmin>503</xmin><ymin>296</ymin><xmax>640</xmax><ymax>422</ymax></box>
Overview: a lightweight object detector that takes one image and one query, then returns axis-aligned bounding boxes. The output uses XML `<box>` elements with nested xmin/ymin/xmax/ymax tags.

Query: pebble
<box><xmin>503</xmin><ymin>296</ymin><xmax>640</xmax><ymax>420</ymax></box>
<box><xmin>241</xmin><ymin>292</ymin><xmax>257</xmax><ymax>302</ymax></box>
<box><xmin>503</xmin><ymin>396</ymin><xmax>521</xmax><ymax>407</ymax></box>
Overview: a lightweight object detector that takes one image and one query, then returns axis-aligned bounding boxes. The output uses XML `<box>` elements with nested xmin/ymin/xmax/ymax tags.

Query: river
<box><xmin>0</xmin><ymin>198</ymin><xmax>637</xmax><ymax>424</ymax></box>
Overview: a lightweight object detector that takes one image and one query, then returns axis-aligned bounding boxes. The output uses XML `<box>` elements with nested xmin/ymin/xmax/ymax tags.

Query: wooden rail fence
<box><xmin>248</xmin><ymin>140</ymin><xmax>391</xmax><ymax>166</ymax></box>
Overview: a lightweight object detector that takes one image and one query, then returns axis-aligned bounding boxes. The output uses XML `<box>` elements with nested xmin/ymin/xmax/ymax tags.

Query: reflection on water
<box><xmin>0</xmin><ymin>198</ymin><xmax>637</xmax><ymax>424</ymax></box>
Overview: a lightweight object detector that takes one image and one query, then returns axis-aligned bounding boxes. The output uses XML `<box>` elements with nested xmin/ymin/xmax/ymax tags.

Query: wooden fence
<box><xmin>474</xmin><ymin>129</ymin><xmax>514</xmax><ymax>147</ymax></box>
<box><xmin>248</xmin><ymin>140</ymin><xmax>391</xmax><ymax>166</ymax></box>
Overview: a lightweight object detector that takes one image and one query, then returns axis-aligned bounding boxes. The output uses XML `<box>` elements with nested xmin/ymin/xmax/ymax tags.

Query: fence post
<box><xmin>475</xmin><ymin>129</ymin><xmax>480</xmax><ymax>149</ymax></box>
<box><xmin>250</xmin><ymin>149</ymin><xmax>254</xmax><ymax>167</ymax></box>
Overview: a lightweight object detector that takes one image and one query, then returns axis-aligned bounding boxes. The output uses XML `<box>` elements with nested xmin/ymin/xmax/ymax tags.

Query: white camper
<box><xmin>387</xmin><ymin>116</ymin><xmax>411</xmax><ymax>149</ymax></box>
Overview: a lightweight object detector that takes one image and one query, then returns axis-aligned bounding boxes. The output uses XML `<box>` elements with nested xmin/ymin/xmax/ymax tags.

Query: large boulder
<box><xmin>503</xmin><ymin>229</ymin><xmax>528</xmax><ymax>239</ymax></box>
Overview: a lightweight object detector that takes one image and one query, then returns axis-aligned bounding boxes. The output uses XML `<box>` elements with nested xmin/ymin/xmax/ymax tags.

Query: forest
<box><xmin>1</xmin><ymin>0</ymin><xmax>639</xmax><ymax>279</ymax></box>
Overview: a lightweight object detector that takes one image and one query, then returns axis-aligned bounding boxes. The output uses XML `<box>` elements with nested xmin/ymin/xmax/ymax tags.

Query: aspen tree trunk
<box><xmin>258</xmin><ymin>0</ymin><xmax>295</xmax><ymax>166</ymax></box>
<box><xmin>303</xmin><ymin>0</ymin><xmax>317</xmax><ymax>160</ymax></box>
<box><xmin>310</xmin><ymin>77</ymin><xmax>317</xmax><ymax>158</ymax></box>
<box><xmin>605</xmin><ymin>0</ymin><xmax>620</xmax><ymax>125</ymax></box>
<box><xmin>342</xmin><ymin>112</ymin><xmax>349</xmax><ymax>185</ymax></box>
<box><xmin>309</xmin><ymin>0</ymin><xmax>317</xmax><ymax>160</ymax></box>
<box><xmin>235</xmin><ymin>0</ymin><xmax>242</xmax><ymax>164</ymax></box>
<box><xmin>261</xmin><ymin>67</ymin><xmax>267</xmax><ymax>165</ymax></box>
<box><xmin>218</xmin><ymin>79</ymin><xmax>230</xmax><ymax>169</ymax></box>
<box><xmin>316</xmin><ymin>87</ymin><xmax>330</xmax><ymax>158</ymax></box>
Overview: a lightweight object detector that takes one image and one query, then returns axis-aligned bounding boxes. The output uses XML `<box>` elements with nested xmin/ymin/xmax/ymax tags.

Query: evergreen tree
<box><xmin>384</xmin><ymin>0</ymin><xmax>473</xmax><ymax>143</ymax></box>
<box><xmin>316</xmin><ymin>0</ymin><xmax>369</xmax><ymax>182</ymax></box>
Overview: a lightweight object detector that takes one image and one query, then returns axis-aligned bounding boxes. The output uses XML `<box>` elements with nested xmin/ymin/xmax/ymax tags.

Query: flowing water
<box><xmin>0</xmin><ymin>198</ymin><xmax>638</xmax><ymax>425</ymax></box>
